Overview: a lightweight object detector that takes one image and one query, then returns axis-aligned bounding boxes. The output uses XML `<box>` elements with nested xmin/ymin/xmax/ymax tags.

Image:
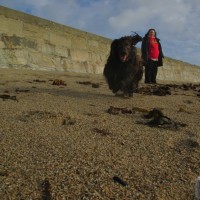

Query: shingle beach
<box><xmin>0</xmin><ymin>68</ymin><xmax>200</xmax><ymax>199</ymax></box>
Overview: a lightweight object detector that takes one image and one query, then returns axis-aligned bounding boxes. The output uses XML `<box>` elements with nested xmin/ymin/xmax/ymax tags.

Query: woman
<box><xmin>141</xmin><ymin>28</ymin><xmax>164</xmax><ymax>84</ymax></box>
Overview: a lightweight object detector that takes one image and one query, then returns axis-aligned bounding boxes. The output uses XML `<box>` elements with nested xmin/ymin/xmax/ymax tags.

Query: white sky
<box><xmin>0</xmin><ymin>0</ymin><xmax>200</xmax><ymax>66</ymax></box>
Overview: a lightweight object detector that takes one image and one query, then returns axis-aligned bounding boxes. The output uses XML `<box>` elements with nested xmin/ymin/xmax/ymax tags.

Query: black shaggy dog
<box><xmin>103</xmin><ymin>34</ymin><xmax>143</xmax><ymax>97</ymax></box>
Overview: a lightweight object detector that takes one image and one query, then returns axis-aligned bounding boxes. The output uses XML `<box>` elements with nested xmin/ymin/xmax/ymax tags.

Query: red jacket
<box><xmin>141</xmin><ymin>36</ymin><xmax>164</xmax><ymax>66</ymax></box>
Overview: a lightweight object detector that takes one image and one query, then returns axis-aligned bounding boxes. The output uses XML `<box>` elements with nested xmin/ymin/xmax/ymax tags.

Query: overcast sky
<box><xmin>0</xmin><ymin>0</ymin><xmax>200</xmax><ymax>66</ymax></box>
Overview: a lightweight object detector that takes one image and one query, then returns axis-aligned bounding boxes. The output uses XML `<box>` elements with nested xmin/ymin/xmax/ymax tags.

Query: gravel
<box><xmin>0</xmin><ymin>68</ymin><xmax>199</xmax><ymax>199</ymax></box>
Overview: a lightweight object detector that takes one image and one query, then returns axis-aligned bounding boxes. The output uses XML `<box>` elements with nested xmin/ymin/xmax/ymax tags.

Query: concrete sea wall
<box><xmin>0</xmin><ymin>6</ymin><xmax>200</xmax><ymax>83</ymax></box>
<box><xmin>0</xmin><ymin>6</ymin><xmax>110</xmax><ymax>74</ymax></box>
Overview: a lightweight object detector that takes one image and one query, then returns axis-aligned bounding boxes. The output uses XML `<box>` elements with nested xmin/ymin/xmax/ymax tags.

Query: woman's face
<box><xmin>148</xmin><ymin>30</ymin><xmax>156</xmax><ymax>37</ymax></box>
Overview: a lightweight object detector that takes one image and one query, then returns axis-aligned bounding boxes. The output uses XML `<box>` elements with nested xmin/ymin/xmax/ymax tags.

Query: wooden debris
<box><xmin>0</xmin><ymin>94</ymin><xmax>18</xmax><ymax>101</ymax></box>
<box><xmin>41</xmin><ymin>178</ymin><xmax>52</xmax><ymax>200</ymax></box>
<box><xmin>141</xmin><ymin>108</ymin><xmax>187</xmax><ymax>130</ymax></box>
<box><xmin>113</xmin><ymin>176</ymin><xmax>128</xmax><ymax>186</ymax></box>
<box><xmin>107</xmin><ymin>106</ymin><xmax>135</xmax><ymax>115</ymax></box>
<box><xmin>52</xmin><ymin>79</ymin><xmax>66</xmax><ymax>86</ymax></box>
<box><xmin>33</xmin><ymin>79</ymin><xmax>46</xmax><ymax>83</ymax></box>
<box><xmin>76</xmin><ymin>81</ymin><xmax>100</xmax><ymax>88</ymax></box>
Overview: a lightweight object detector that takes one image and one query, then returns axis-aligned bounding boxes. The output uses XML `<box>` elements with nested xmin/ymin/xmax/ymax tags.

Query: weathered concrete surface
<box><xmin>157</xmin><ymin>58</ymin><xmax>200</xmax><ymax>83</ymax></box>
<box><xmin>0</xmin><ymin>6</ymin><xmax>110</xmax><ymax>74</ymax></box>
<box><xmin>0</xmin><ymin>6</ymin><xmax>200</xmax><ymax>83</ymax></box>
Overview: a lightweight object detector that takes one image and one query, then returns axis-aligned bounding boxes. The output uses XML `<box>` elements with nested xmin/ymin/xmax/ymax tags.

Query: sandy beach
<box><xmin>0</xmin><ymin>68</ymin><xmax>200</xmax><ymax>199</ymax></box>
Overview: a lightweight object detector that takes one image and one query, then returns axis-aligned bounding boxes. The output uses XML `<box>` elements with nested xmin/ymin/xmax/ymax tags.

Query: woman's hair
<box><xmin>145</xmin><ymin>28</ymin><xmax>157</xmax><ymax>37</ymax></box>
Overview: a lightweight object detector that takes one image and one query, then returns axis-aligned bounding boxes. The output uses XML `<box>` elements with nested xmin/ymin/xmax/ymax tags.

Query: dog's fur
<box><xmin>103</xmin><ymin>34</ymin><xmax>143</xmax><ymax>97</ymax></box>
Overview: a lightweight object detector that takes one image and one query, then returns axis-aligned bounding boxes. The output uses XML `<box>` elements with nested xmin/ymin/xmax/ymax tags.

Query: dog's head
<box><xmin>110</xmin><ymin>33</ymin><xmax>142</xmax><ymax>63</ymax></box>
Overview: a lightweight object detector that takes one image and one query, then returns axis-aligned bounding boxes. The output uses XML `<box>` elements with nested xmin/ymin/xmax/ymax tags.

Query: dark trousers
<box><xmin>145</xmin><ymin>59</ymin><xmax>158</xmax><ymax>83</ymax></box>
